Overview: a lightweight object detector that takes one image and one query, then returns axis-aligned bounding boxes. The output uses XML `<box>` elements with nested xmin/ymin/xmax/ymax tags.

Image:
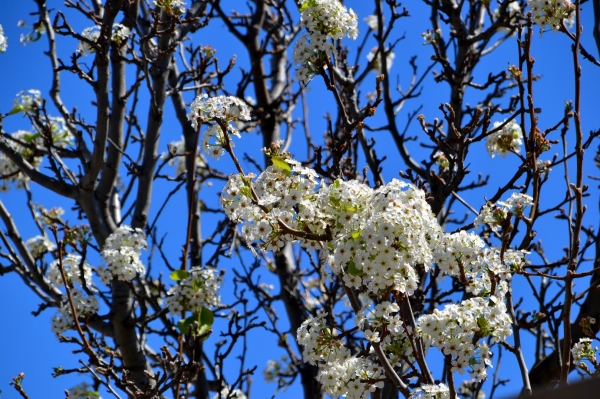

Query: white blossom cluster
<box><xmin>1</xmin><ymin>90</ymin><xmax>75</xmax><ymax>190</ymax></box>
<box><xmin>165</xmin><ymin>267</ymin><xmax>223</xmax><ymax>315</ymax></box>
<box><xmin>528</xmin><ymin>0</ymin><xmax>575</xmax><ymax>32</ymax></box>
<box><xmin>0</xmin><ymin>130</ymin><xmax>43</xmax><ymax>191</ymax></box>
<box><xmin>48</xmin><ymin>254</ymin><xmax>97</xmax><ymax>335</ymax></box>
<box><xmin>19</xmin><ymin>19</ymin><xmax>47</xmax><ymax>46</ymax></box>
<box><xmin>486</xmin><ymin>120</ymin><xmax>523</xmax><ymax>158</ymax></box>
<box><xmin>363</xmin><ymin>15</ymin><xmax>381</xmax><ymax>31</ymax></box>
<box><xmin>51</xmin><ymin>288</ymin><xmax>99</xmax><ymax>335</ymax></box>
<box><xmin>154</xmin><ymin>0</ymin><xmax>186</xmax><ymax>16</ymax></box>
<box><xmin>474</xmin><ymin>193</ymin><xmax>534</xmax><ymax>231</ymax></box>
<box><xmin>293</xmin><ymin>0</ymin><xmax>358</xmax><ymax>86</ymax></box>
<box><xmin>417</xmin><ymin>296</ymin><xmax>511</xmax><ymax>381</ymax></box>
<box><xmin>219</xmin><ymin>126</ymin><xmax>525</xmax><ymax>390</ymax></box>
<box><xmin>187</xmin><ymin>94</ymin><xmax>251</xmax><ymax>160</ymax></box>
<box><xmin>0</xmin><ymin>25</ymin><xmax>6</xmax><ymax>53</ymax></box>
<box><xmin>408</xmin><ymin>383</ymin><xmax>450</xmax><ymax>399</ymax></box>
<box><xmin>297</xmin><ymin>312</ymin><xmax>386</xmax><ymax>398</ymax></box>
<box><xmin>223</xmin><ymin>163</ymin><xmax>440</xmax><ymax>296</ymax></box>
<box><xmin>433</xmin><ymin>230</ymin><xmax>525</xmax><ymax>296</ymax></box>
<box><xmin>421</xmin><ymin>29</ymin><xmax>441</xmax><ymax>46</ymax></box>
<box><xmin>48</xmin><ymin>254</ymin><xmax>93</xmax><ymax>290</ymax></box>
<box><xmin>12</xmin><ymin>89</ymin><xmax>42</xmax><ymax>113</ymax></box>
<box><xmin>25</xmin><ymin>235</ymin><xmax>57</xmax><ymax>258</ymax></box>
<box><xmin>572</xmin><ymin>337</ymin><xmax>598</xmax><ymax>363</ymax></box>
<box><xmin>494</xmin><ymin>1</ymin><xmax>521</xmax><ymax>32</ymax></box>
<box><xmin>211</xmin><ymin>387</ymin><xmax>246</xmax><ymax>399</ymax></box>
<box><xmin>97</xmin><ymin>226</ymin><xmax>147</xmax><ymax>284</ymax></box>
<box><xmin>77</xmin><ymin>23</ymin><xmax>130</xmax><ymax>55</ymax></box>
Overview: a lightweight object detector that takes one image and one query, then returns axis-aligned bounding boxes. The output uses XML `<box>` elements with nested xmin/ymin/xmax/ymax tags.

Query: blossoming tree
<box><xmin>1</xmin><ymin>1</ymin><xmax>600</xmax><ymax>399</ymax></box>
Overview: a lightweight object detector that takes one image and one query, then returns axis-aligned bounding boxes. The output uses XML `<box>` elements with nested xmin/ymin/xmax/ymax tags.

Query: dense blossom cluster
<box><xmin>494</xmin><ymin>1</ymin><xmax>521</xmax><ymax>31</ymax></box>
<box><xmin>433</xmin><ymin>230</ymin><xmax>525</xmax><ymax>296</ymax></box>
<box><xmin>211</xmin><ymin>387</ymin><xmax>246</xmax><ymax>399</ymax></box>
<box><xmin>297</xmin><ymin>312</ymin><xmax>386</xmax><ymax>398</ymax></box>
<box><xmin>223</xmin><ymin>161</ymin><xmax>440</xmax><ymax>296</ymax></box>
<box><xmin>165</xmin><ymin>267</ymin><xmax>223</xmax><ymax>315</ymax></box>
<box><xmin>187</xmin><ymin>94</ymin><xmax>251</xmax><ymax>160</ymax></box>
<box><xmin>51</xmin><ymin>288</ymin><xmax>99</xmax><ymax>335</ymax></box>
<box><xmin>49</xmin><ymin>254</ymin><xmax>98</xmax><ymax>335</ymax></box>
<box><xmin>1</xmin><ymin>90</ymin><xmax>74</xmax><ymax>191</ymax></box>
<box><xmin>0</xmin><ymin>25</ymin><xmax>6</xmax><ymax>53</ymax></box>
<box><xmin>97</xmin><ymin>226</ymin><xmax>147</xmax><ymax>284</ymax></box>
<box><xmin>474</xmin><ymin>193</ymin><xmax>534</xmax><ymax>231</ymax></box>
<box><xmin>486</xmin><ymin>120</ymin><xmax>523</xmax><ymax>158</ymax></box>
<box><xmin>417</xmin><ymin>296</ymin><xmax>510</xmax><ymax>381</ymax></box>
<box><xmin>153</xmin><ymin>0</ymin><xmax>186</xmax><ymax>16</ymax></box>
<box><xmin>0</xmin><ymin>121</ymin><xmax>73</xmax><ymax>192</ymax></box>
<box><xmin>220</xmin><ymin>136</ymin><xmax>524</xmax><ymax>394</ymax></box>
<box><xmin>293</xmin><ymin>0</ymin><xmax>358</xmax><ymax>86</ymax></box>
<box><xmin>48</xmin><ymin>254</ymin><xmax>93</xmax><ymax>290</ymax></box>
<box><xmin>408</xmin><ymin>383</ymin><xmax>450</xmax><ymax>399</ymax></box>
<box><xmin>572</xmin><ymin>337</ymin><xmax>598</xmax><ymax>363</ymax></box>
<box><xmin>12</xmin><ymin>89</ymin><xmax>42</xmax><ymax>113</ymax></box>
<box><xmin>25</xmin><ymin>235</ymin><xmax>56</xmax><ymax>258</ymax></box>
<box><xmin>528</xmin><ymin>0</ymin><xmax>575</xmax><ymax>32</ymax></box>
<box><xmin>77</xmin><ymin>23</ymin><xmax>130</xmax><ymax>55</ymax></box>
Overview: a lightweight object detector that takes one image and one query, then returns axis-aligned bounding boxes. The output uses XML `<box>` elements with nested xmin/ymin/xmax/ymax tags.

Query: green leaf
<box><xmin>170</xmin><ymin>270</ymin><xmax>190</xmax><ymax>281</ymax></box>
<box><xmin>351</xmin><ymin>230</ymin><xmax>362</xmax><ymax>239</ymax></box>
<box><xmin>199</xmin><ymin>307</ymin><xmax>215</xmax><ymax>327</ymax></box>
<box><xmin>177</xmin><ymin>316</ymin><xmax>196</xmax><ymax>334</ymax></box>
<box><xmin>239</xmin><ymin>186</ymin><xmax>252</xmax><ymax>198</ymax></box>
<box><xmin>341</xmin><ymin>204</ymin><xmax>358</xmax><ymax>213</ymax></box>
<box><xmin>8</xmin><ymin>105</ymin><xmax>23</xmax><ymax>115</ymax></box>
<box><xmin>347</xmin><ymin>261</ymin><xmax>364</xmax><ymax>277</ymax></box>
<box><xmin>272</xmin><ymin>156</ymin><xmax>291</xmax><ymax>176</ymax></box>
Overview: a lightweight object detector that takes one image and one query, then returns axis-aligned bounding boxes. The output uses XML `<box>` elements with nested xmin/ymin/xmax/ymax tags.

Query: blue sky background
<box><xmin>1</xmin><ymin>1</ymin><xmax>600</xmax><ymax>399</ymax></box>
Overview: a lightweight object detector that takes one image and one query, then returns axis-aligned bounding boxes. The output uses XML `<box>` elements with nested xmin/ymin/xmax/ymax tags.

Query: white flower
<box><xmin>211</xmin><ymin>386</ymin><xmax>246</xmax><ymax>399</ymax></box>
<box><xmin>409</xmin><ymin>383</ymin><xmax>450</xmax><ymax>399</ymax></box>
<box><xmin>294</xmin><ymin>0</ymin><xmax>359</xmax><ymax>86</ymax></box>
<box><xmin>48</xmin><ymin>254</ymin><xmax>93</xmax><ymax>289</ymax></box>
<box><xmin>51</xmin><ymin>288</ymin><xmax>99</xmax><ymax>336</ymax></box>
<box><xmin>77</xmin><ymin>23</ymin><xmax>131</xmax><ymax>55</ymax></box>
<box><xmin>165</xmin><ymin>267</ymin><xmax>223</xmax><ymax>315</ymax></box>
<box><xmin>475</xmin><ymin>192</ymin><xmax>533</xmax><ymax>230</ymax></box>
<box><xmin>111</xmin><ymin>23</ymin><xmax>130</xmax><ymax>44</ymax></box>
<box><xmin>421</xmin><ymin>29</ymin><xmax>441</xmax><ymax>45</ymax></box>
<box><xmin>528</xmin><ymin>0</ymin><xmax>575</xmax><ymax>32</ymax></box>
<box><xmin>572</xmin><ymin>338</ymin><xmax>597</xmax><ymax>363</ymax></box>
<box><xmin>99</xmin><ymin>226</ymin><xmax>147</xmax><ymax>283</ymax></box>
<box><xmin>486</xmin><ymin>119</ymin><xmax>523</xmax><ymax>158</ymax></box>
<box><xmin>26</xmin><ymin>235</ymin><xmax>56</xmax><ymax>258</ymax></box>
<box><xmin>154</xmin><ymin>0</ymin><xmax>186</xmax><ymax>16</ymax></box>
<box><xmin>363</xmin><ymin>15</ymin><xmax>379</xmax><ymax>30</ymax></box>
<box><xmin>0</xmin><ymin>25</ymin><xmax>7</xmax><ymax>53</ymax></box>
<box><xmin>77</xmin><ymin>26</ymin><xmax>100</xmax><ymax>55</ymax></box>
<box><xmin>13</xmin><ymin>89</ymin><xmax>42</xmax><ymax>113</ymax></box>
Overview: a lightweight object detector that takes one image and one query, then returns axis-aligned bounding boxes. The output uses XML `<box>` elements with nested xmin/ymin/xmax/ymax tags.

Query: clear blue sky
<box><xmin>1</xmin><ymin>1</ymin><xmax>600</xmax><ymax>399</ymax></box>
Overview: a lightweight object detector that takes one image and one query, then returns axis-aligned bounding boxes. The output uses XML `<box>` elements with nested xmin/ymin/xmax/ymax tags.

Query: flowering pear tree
<box><xmin>1</xmin><ymin>1</ymin><xmax>600</xmax><ymax>399</ymax></box>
